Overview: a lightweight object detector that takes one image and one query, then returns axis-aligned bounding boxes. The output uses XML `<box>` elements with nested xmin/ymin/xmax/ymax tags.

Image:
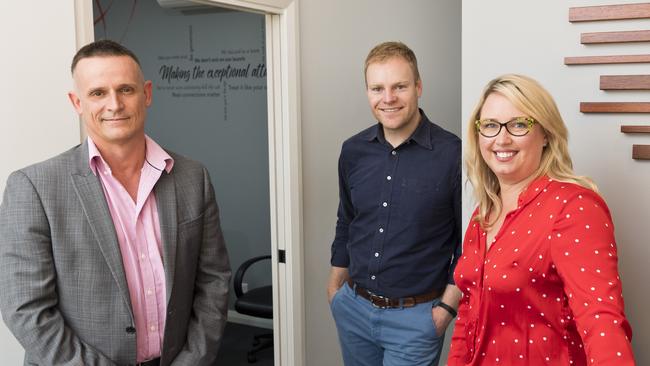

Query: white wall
<box><xmin>463</xmin><ymin>1</ymin><xmax>649</xmax><ymax>364</ymax></box>
<box><xmin>0</xmin><ymin>2</ymin><xmax>80</xmax><ymax>364</ymax></box>
<box><xmin>300</xmin><ymin>1</ymin><xmax>461</xmax><ymax>364</ymax></box>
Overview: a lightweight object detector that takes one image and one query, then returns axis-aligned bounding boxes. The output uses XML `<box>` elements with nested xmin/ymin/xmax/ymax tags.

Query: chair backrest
<box><xmin>233</xmin><ymin>255</ymin><xmax>272</xmax><ymax>298</ymax></box>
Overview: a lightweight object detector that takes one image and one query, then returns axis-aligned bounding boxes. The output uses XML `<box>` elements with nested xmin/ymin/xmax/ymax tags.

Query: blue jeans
<box><xmin>330</xmin><ymin>282</ymin><xmax>444</xmax><ymax>366</ymax></box>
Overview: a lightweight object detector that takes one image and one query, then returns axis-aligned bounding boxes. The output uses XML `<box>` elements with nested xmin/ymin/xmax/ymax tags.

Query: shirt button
<box><xmin>371</xmin><ymin>275</ymin><xmax>376</xmax><ymax>280</ymax></box>
<box><xmin>386</xmin><ymin>176</ymin><xmax>392</xmax><ymax>181</ymax></box>
<box><xmin>150</xmin><ymin>325</ymin><xmax>156</xmax><ymax>332</ymax></box>
<box><xmin>391</xmin><ymin>150</ymin><xmax>397</xmax><ymax>156</ymax></box>
<box><xmin>382</xmin><ymin>202</ymin><xmax>388</xmax><ymax>207</ymax></box>
<box><xmin>374</xmin><ymin>252</ymin><xmax>379</xmax><ymax>257</ymax></box>
<box><xmin>140</xmin><ymin>253</ymin><xmax>147</xmax><ymax>260</ymax></box>
<box><xmin>146</xmin><ymin>289</ymin><xmax>153</xmax><ymax>296</ymax></box>
<box><xmin>379</xmin><ymin>228</ymin><xmax>384</xmax><ymax>233</ymax></box>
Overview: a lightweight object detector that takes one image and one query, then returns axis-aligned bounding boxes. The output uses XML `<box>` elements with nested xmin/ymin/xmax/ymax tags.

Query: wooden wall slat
<box><xmin>565</xmin><ymin>54</ymin><xmax>650</xmax><ymax>65</ymax></box>
<box><xmin>580</xmin><ymin>102</ymin><xmax>650</xmax><ymax>113</ymax></box>
<box><xmin>632</xmin><ymin>145</ymin><xmax>650</xmax><ymax>160</ymax></box>
<box><xmin>582</xmin><ymin>30</ymin><xmax>650</xmax><ymax>44</ymax></box>
<box><xmin>621</xmin><ymin>125</ymin><xmax>650</xmax><ymax>133</ymax></box>
<box><xmin>570</xmin><ymin>3</ymin><xmax>650</xmax><ymax>22</ymax></box>
<box><xmin>601</xmin><ymin>75</ymin><xmax>650</xmax><ymax>90</ymax></box>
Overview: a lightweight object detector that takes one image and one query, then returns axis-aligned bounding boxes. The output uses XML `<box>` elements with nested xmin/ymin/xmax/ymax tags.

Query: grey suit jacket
<box><xmin>0</xmin><ymin>141</ymin><xmax>231</xmax><ymax>366</ymax></box>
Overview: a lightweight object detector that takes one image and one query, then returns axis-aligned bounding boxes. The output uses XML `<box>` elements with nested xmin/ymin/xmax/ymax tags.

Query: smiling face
<box><xmin>68</xmin><ymin>55</ymin><xmax>152</xmax><ymax>150</ymax></box>
<box><xmin>478</xmin><ymin>92</ymin><xmax>547</xmax><ymax>186</ymax></box>
<box><xmin>366</xmin><ymin>57</ymin><xmax>422</xmax><ymax>142</ymax></box>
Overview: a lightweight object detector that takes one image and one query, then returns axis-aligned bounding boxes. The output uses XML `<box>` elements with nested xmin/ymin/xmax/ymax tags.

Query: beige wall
<box><xmin>300</xmin><ymin>1</ymin><xmax>461</xmax><ymax>364</ymax></box>
<box><xmin>0</xmin><ymin>2</ymin><xmax>80</xmax><ymax>364</ymax></box>
<box><xmin>463</xmin><ymin>1</ymin><xmax>649</xmax><ymax>364</ymax></box>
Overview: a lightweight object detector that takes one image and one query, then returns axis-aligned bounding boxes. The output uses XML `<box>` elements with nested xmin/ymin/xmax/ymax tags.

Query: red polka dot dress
<box><xmin>447</xmin><ymin>176</ymin><xmax>635</xmax><ymax>365</ymax></box>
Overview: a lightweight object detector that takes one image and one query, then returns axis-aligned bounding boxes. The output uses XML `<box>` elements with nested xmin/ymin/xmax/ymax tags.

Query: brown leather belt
<box><xmin>347</xmin><ymin>279</ymin><xmax>441</xmax><ymax>309</ymax></box>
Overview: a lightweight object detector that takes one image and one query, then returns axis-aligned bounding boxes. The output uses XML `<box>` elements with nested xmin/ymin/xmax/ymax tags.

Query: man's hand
<box><xmin>327</xmin><ymin>266</ymin><xmax>349</xmax><ymax>304</ymax></box>
<box><xmin>431</xmin><ymin>283</ymin><xmax>462</xmax><ymax>336</ymax></box>
<box><xmin>431</xmin><ymin>305</ymin><xmax>454</xmax><ymax>337</ymax></box>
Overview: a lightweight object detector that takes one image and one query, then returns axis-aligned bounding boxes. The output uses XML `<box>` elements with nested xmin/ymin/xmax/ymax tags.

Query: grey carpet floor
<box><xmin>215</xmin><ymin>322</ymin><xmax>274</xmax><ymax>365</ymax></box>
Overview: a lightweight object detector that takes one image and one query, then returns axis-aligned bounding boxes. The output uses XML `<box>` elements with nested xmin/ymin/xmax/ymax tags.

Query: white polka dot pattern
<box><xmin>447</xmin><ymin>177</ymin><xmax>635</xmax><ymax>366</ymax></box>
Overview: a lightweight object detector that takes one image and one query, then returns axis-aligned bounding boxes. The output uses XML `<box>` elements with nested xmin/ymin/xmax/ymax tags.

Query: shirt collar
<box><xmin>364</xmin><ymin>109</ymin><xmax>432</xmax><ymax>150</ymax></box>
<box><xmin>409</xmin><ymin>109</ymin><xmax>433</xmax><ymax>150</ymax></box>
<box><xmin>517</xmin><ymin>174</ymin><xmax>554</xmax><ymax>208</ymax></box>
<box><xmin>88</xmin><ymin>135</ymin><xmax>174</xmax><ymax>176</ymax></box>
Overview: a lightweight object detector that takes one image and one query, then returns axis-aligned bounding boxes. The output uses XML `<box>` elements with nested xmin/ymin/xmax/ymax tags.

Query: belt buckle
<box><xmin>369</xmin><ymin>293</ymin><xmax>391</xmax><ymax>309</ymax></box>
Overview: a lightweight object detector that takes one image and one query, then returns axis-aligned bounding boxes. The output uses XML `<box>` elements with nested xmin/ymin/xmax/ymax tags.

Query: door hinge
<box><xmin>278</xmin><ymin>249</ymin><xmax>286</xmax><ymax>263</ymax></box>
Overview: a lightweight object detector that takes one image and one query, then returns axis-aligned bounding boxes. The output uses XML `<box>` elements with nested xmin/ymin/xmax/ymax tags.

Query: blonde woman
<box><xmin>447</xmin><ymin>74</ymin><xmax>635</xmax><ymax>365</ymax></box>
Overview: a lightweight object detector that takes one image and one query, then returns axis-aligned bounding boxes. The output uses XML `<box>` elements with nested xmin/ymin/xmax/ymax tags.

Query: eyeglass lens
<box><xmin>477</xmin><ymin>118</ymin><xmax>532</xmax><ymax>137</ymax></box>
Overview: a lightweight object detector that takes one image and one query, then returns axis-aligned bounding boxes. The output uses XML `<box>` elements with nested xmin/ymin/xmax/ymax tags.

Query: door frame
<box><xmin>73</xmin><ymin>1</ymin><xmax>304</xmax><ymax>364</ymax></box>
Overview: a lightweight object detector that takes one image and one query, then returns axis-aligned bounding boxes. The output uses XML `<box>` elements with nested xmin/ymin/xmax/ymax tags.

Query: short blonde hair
<box><xmin>466</xmin><ymin>74</ymin><xmax>597</xmax><ymax>228</ymax></box>
<box><xmin>364</xmin><ymin>41</ymin><xmax>420</xmax><ymax>85</ymax></box>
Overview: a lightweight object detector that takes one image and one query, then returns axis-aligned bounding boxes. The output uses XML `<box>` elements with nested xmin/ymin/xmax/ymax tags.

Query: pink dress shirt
<box><xmin>88</xmin><ymin>136</ymin><xmax>174</xmax><ymax>363</ymax></box>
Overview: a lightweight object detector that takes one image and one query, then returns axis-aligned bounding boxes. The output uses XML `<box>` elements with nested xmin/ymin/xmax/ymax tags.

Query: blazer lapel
<box><xmin>154</xmin><ymin>171</ymin><xmax>178</xmax><ymax>305</ymax></box>
<box><xmin>70</xmin><ymin>149</ymin><xmax>132</xmax><ymax>313</ymax></box>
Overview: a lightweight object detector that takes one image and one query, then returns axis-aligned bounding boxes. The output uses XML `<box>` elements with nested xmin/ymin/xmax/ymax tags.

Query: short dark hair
<box><xmin>364</xmin><ymin>41</ymin><xmax>420</xmax><ymax>85</ymax></box>
<box><xmin>71</xmin><ymin>39</ymin><xmax>141</xmax><ymax>74</ymax></box>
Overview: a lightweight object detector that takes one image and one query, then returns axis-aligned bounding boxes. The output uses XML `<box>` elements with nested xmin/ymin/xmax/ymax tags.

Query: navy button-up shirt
<box><xmin>331</xmin><ymin>111</ymin><xmax>462</xmax><ymax>298</ymax></box>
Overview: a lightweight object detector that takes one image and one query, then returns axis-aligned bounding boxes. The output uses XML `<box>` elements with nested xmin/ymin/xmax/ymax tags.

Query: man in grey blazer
<box><xmin>0</xmin><ymin>40</ymin><xmax>231</xmax><ymax>365</ymax></box>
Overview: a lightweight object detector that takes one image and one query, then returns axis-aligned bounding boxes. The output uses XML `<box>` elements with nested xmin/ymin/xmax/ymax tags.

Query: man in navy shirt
<box><xmin>328</xmin><ymin>42</ymin><xmax>462</xmax><ymax>365</ymax></box>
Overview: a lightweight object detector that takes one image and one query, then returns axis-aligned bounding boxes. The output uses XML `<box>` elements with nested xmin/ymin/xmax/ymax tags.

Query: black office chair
<box><xmin>234</xmin><ymin>255</ymin><xmax>273</xmax><ymax>363</ymax></box>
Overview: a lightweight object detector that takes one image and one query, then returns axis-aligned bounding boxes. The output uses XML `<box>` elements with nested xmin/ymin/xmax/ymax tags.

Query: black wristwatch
<box><xmin>434</xmin><ymin>301</ymin><xmax>457</xmax><ymax>318</ymax></box>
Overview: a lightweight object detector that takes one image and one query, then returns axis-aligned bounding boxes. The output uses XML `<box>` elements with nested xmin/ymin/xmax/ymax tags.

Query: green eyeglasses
<box><xmin>475</xmin><ymin>117</ymin><xmax>536</xmax><ymax>138</ymax></box>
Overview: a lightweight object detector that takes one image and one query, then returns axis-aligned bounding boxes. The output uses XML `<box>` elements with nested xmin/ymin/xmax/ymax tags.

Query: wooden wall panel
<box><xmin>580</xmin><ymin>102</ymin><xmax>650</xmax><ymax>113</ymax></box>
<box><xmin>582</xmin><ymin>30</ymin><xmax>650</xmax><ymax>44</ymax></box>
<box><xmin>570</xmin><ymin>3</ymin><xmax>650</xmax><ymax>22</ymax></box>
<box><xmin>632</xmin><ymin>145</ymin><xmax>650</xmax><ymax>160</ymax></box>
<box><xmin>601</xmin><ymin>75</ymin><xmax>650</xmax><ymax>90</ymax></box>
<box><xmin>621</xmin><ymin>125</ymin><xmax>650</xmax><ymax>133</ymax></box>
<box><xmin>565</xmin><ymin>54</ymin><xmax>650</xmax><ymax>65</ymax></box>
<box><xmin>568</xmin><ymin>3</ymin><xmax>650</xmax><ymax>160</ymax></box>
